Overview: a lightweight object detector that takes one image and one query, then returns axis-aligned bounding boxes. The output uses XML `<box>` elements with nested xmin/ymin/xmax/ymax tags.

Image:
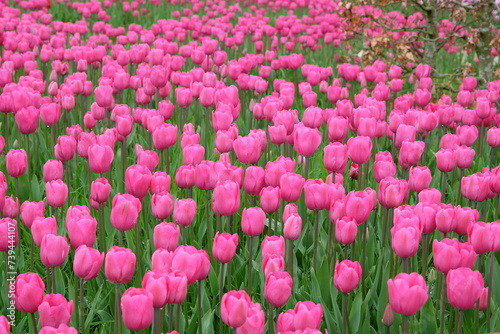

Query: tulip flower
<box><xmin>153</xmin><ymin>222</ymin><xmax>180</xmax><ymax>251</ymax></box>
<box><xmin>447</xmin><ymin>268</ymin><xmax>484</xmax><ymax>310</ymax></box>
<box><xmin>14</xmin><ymin>272</ymin><xmax>45</xmax><ymax>313</ymax></box>
<box><xmin>334</xmin><ymin>260</ymin><xmax>362</xmax><ymax>294</ymax></box>
<box><xmin>236</xmin><ymin>302</ymin><xmax>265</xmax><ymax>334</ymax></box>
<box><xmin>265</xmin><ymin>271</ymin><xmax>293</xmax><ymax>308</ymax></box>
<box><xmin>38</xmin><ymin>294</ymin><xmax>74</xmax><ymax>328</ymax></box>
<box><xmin>387</xmin><ymin>273</ymin><xmax>428</xmax><ymax>316</ymax></box>
<box><xmin>220</xmin><ymin>290</ymin><xmax>251</xmax><ymax>329</ymax></box>
<box><xmin>121</xmin><ymin>288</ymin><xmax>154</xmax><ymax>331</ymax></box>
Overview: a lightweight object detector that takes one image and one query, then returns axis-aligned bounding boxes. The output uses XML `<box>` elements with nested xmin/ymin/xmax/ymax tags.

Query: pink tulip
<box><xmin>67</xmin><ymin>216</ymin><xmax>97</xmax><ymax>249</ymax></box>
<box><xmin>213</xmin><ymin>232</ymin><xmax>239</xmax><ymax>263</ymax></box>
<box><xmin>105</xmin><ymin>246</ymin><xmax>136</xmax><ymax>284</ymax></box>
<box><xmin>265</xmin><ymin>271</ymin><xmax>293</xmax><ymax>307</ymax></box>
<box><xmin>14</xmin><ymin>272</ymin><xmax>45</xmax><ymax>313</ymax></box>
<box><xmin>280</xmin><ymin>173</ymin><xmax>305</xmax><ymax>203</ymax></box>
<box><xmin>378</xmin><ymin>177</ymin><xmax>409</xmax><ymax>209</ymax></box>
<box><xmin>262</xmin><ymin>236</ymin><xmax>285</xmax><ymax>258</ymax></box>
<box><xmin>153</xmin><ymin>222</ymin><xmax>179</xmax><ymax>251</ymax></box>
<box><xmin>20</xmin><ymin>201</ymin><xmax>45</xmax><ymax>228</ymax></box>
<box><xmin>6</xmin><ymin>149</ymin><xmax>28</xmax><ymax>178</ymax></box>
<box><xmin>121</xmin><ymin>288</ymin><xmax>154</xmax><ymax>331</ymax></box>
<box><xmin>221</xmin><ymin>290</ymin><xmax>251</xmax><ymax>329</ymax></box>
<box><xmin>110</xmin><ymin>194</ymin><xmax>142</xmax><ymax>231</ymax></box>
<box><xmin>125</xmin><ymin>164</ymin><xmax>152</xmax><ymax>199</ymax></box>
<box><xmin>433</xmin><ymin>238</ymin><xmax>476</xmax><ymax>274</ymax></box>
<box><xmin>88</xmin><ymin>144</ymin><xmax>114</xmax><ymax>174</ymax></box>
<box><xmin>241</xmin><ymin>207</ymin><xmax>266</xmax><ymax>237</ymax></box>
<box><xmin>408</xmin><ymin>167</ymin><xmax>432</xmax><ymax>193</ymax></box>
<box><xmin>141</xmin><ymin>270</ymin><xmax>169</xmax><ymax>309</ymax></box>
<box><xmin>90</xmin><ymin>178</ymin><xmax>111</xmax><ymax>204</ymax></box>
<box><xmin>213</xmin><ymin>180</ymin><xmax>240</xmax><ymax>216</ymax></box>
<box><xmin>166</xmin><ymin>270</ymin><xmax>188</xmax><ymax>304</ymax></box>
<box><xmin>283</xmin><ymin>214</ymin><xmax>302</xmax><ymax>240</ymax></box>
<box><xmin>236</xmin><ymin>302</ymin><xmax>265</xmax><ymax>334</ymax></box>
<box><xmin>323</xmin><ymin>142</ymin><xmax>348</xmax><ymax>174</ymax></box>
<box><xmin>334</xmin><ymin>260</ymin><xmax>362</xmax><ymax>293</ymax></box>
<box><xmin>38</xmin><ymin>294</ymin><xmax>74</xmax><ymax>328</ymax></box>
<box><xmin>387</xmin><ymin>273</ymin><xmax>428</xmax><ymax>316</ymax></box>
<box><xmin>45</xmin><ymin>180</ymin><xmax>68</xmax><ymax>208</ymax></box>
<box><xmin>171</xmin><ymin>245</ymin><xmax>210</xmax><ymax>285</ymax></box>
<box><xmin>391</xmin><ymin>224</ymin><xmax>421</xmax><ymax>259</ymax></box>
<box><xmin>262</xmin><ymin>254</ymin><xmax>285</xmax><ymax>277</ymax></box>
<box><xmin>335</xmin><ymin>216</ymin><xmax>358</xmax><ymax>245</ymax></box>
<box><xmin>43</xmin><ymin>160</ymin><xmax>64</xmax><ymax>182</ymax></box>
<box><xmin>38</xmin><ymin>324</ymin><xmax>77</xmax><ymax>334</ymax></box>
<box><xmin>40</xmin><ymin>234</ymin><xmax>70</xmax><ymax>267</ymax></box>
<box><xmin>0</xmin><ymin>316</ymin><xmax>9</xmax><ymax>334</ymax></box>
<box><xmin>293</xmin><ymin>301</ymin><xmax>324</xmax><ymax>330</ymax></box>
<box><xmin>173</xmin><ymin>198</ymin><xmax>197</xmax><ymax>227</ymax></box>
<box><xmin>347</xmin><ymin>136</ymin><xmax>372</xmax><ymax>165</ymax></box>
<box><xmin>243</xmin><ymin>166</ymin><xmax>265</xmax><ymax>196</ymax></box>
<box><xmin>73</xmin><ymin>245</ymin><xmax>104</xmax><ymax>280</ymax></box>
<box><xmin>447</xmin><ymin>267</ymin><xmax>484</xmax><ymax>310</ymax></box>
<box><xmin>293</xmin><ymin>124</ymin><xmax>322</xmax><ymax>157</ymax></box>
<box><xmin>151</xmin><ymin>191</ymin><xmax>173</xmax><ymax>220</ymax></box>
<box><xmin>435</xmin><ymin>149</ymin><xmax>455</xmax><ymax>173</ymax></box>
<box><xmin>233</xmin><ymin>135</ymin><xmax>262</xmax><ymax>164</ymax></box>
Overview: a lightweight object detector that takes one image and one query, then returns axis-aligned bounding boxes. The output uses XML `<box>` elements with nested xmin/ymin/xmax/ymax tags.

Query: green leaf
<box><xmin>420</xmin><ymin>299</ymin><xmax>438</xmax><ymax>334</ymax></box>
<box><xmin>349</xmin><ymin>292</ymin><xmax>363</xmax><ymax>333</ymax></box>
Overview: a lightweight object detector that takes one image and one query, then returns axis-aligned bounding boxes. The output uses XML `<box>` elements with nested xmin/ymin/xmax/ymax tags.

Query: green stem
<box><xmin>248</xmin><ymin>236</ymin><xmax>254</xmax><ymax>293</ymax></box>
<box><xmin>80</xmin><ymin>278</ymin><xmax>85</xmax><ymax>334</ymax></box>
<box><xmin>458</xmin><ymin>169</ymin><xmax>464</xmax><ymax>205</ymax></box>
<box><xmin>15</xmin><ymin>177</ymin><xmax>20</xmax><ymax>208</ymax></box>
<box><xmin>98</xmin><ymin>203</ymin><xmax>105</xmax><ymax>252</ymax></box>
<box><xmin>326</xmin><ymin>219</ymin><xmax>333</xmax><ymax>260</ymax></box>
<box><xmin>181</xmin><ymin>226</ymin><xmax>187</xmax><ymax>245</ymax></box>
<box><xmin>403</xmin><ymin>315</ymin><xmax>409</xmax><ymax>334</ymax></box>
<box><xmin>115</xmin><ymin>283</ymin><xmax>122</xmax><ymax>334</ymax></box>
<box><xmin>176</xmin><ymin>303</ymin><xmax>181</xmax><ymax>332</ymax></box>
<box><xmin>342</xmin><ymin>293</ymin><xmax>348</xmax><ymax>334</ymax></box>
<box><xmin>361</xmin><ymin>221</ymin><xmax>368</xmax><ymax>298</ymax></box>
<box><xmin>287</xmin><ymin>240</ymin><xmax>294</xmax><ymax>275</ymax></box>
<box><xmin>206</xmin><ymin>192</ymin><xmax>211</xmax><ymax>247</ymax></box>
<box><xmin>30</xmin><ymin>235</ymin><xmax>34</xmax><ymax>272</ymax></box>
<box><xmin>456</xmin><ymin>310</ymin><xmax>464</xmax><ymax>334</ymax></box>
<box><xmin>313</xmin><ymin>211</ymin><xmax>320</xmax><ymax>270</ymax></box>
<box><xmin>439</xmin><ymin>274</ymin><xmax>446</xmax><ymax>334</ymax></box>
<box><xmin>26</xmin><ymin>134</ymin><xmax>32</xmax><ymax>198</ymax></box>
<box><xmin>121</xmin><ymin>138</ymin><xmax>127</xmax><ymax>193</ymax></box>
<box><xmin>303</xmin><ymin>157</ymin><xmax>309</xmax><ymax>180</ymax></box>
<box><xmin>381</xmin><ymin>207</ymin><xmax>389</xmax><ymax>252</ymax></box>
<box><xmin>422</xmin><ymin>234</ymin><xmax>430</xmax><ymax>276</ymax></box>
<box><xmin>51</xmin><ymin>267</ymin><xmax>56</xmax><ymax>294</ymax></box>
<box><xmin>30</xmin><ymin>312</ymin><xmax>38</xmax><ymax>334</ymax></box>
<box><xmin>219</xmin><ymin>262</ymin><xmax>226</xmax><ymax>294</ymax></box>
<box><xmin>166</xmin><ymin>147</ymin><xmax>170</xmax><ymax>175</ymax></box>
<box><xmin>441</xmin><ymin>172</ymin><xmax>447</xmax><ymax>203</ymax></box>
<box><xmin>46</xmin><ymin>266</ymin><xmax>51</xmax><ymax>294</ymax></box>
<box><xmin>487</xmin><ymin>252</ymin><xmax>495</xmax><ymax>332</ymax></box>
<box><xmin>154</xmin><ymin>308</ymin><xmax>160</xmax><ymax>334</ymax></box>
<box><xmin>169</xmin><ymin>304</ymin><xmax>174</xmax><ymax>332</ymax></box>
<box><xmin>204</xmin><ymin>108</ymin><xmax>209</xmax><ymax>159</ymax></box>
<box><xmin>198</xmin><ymin>280</ymin><xmax>203</xmax><ymax>334</ymax></box>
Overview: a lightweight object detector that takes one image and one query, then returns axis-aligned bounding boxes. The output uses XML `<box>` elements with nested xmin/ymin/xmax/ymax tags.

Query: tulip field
<box><xmin>2</xmin><ymin>0</ymin><xmax>500</xmax><ymax>332</ymax></box>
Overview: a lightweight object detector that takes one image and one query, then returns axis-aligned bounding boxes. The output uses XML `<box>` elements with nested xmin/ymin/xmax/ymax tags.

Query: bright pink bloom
<box><xmin>334</xmin><ymin>260</ymin><xmax>362</xmax><ymax>294</ymax></box>
<box><xmin>387</xmin><ymin>273</ymin><xmax>428</xmax><ymax>316</ymax></box>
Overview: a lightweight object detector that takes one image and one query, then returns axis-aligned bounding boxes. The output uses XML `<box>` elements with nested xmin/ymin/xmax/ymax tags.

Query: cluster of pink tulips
<box><xmin>1</xmin><ymin>0</ymin><xmax>500</xmax><ymax>333</ymax></box>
